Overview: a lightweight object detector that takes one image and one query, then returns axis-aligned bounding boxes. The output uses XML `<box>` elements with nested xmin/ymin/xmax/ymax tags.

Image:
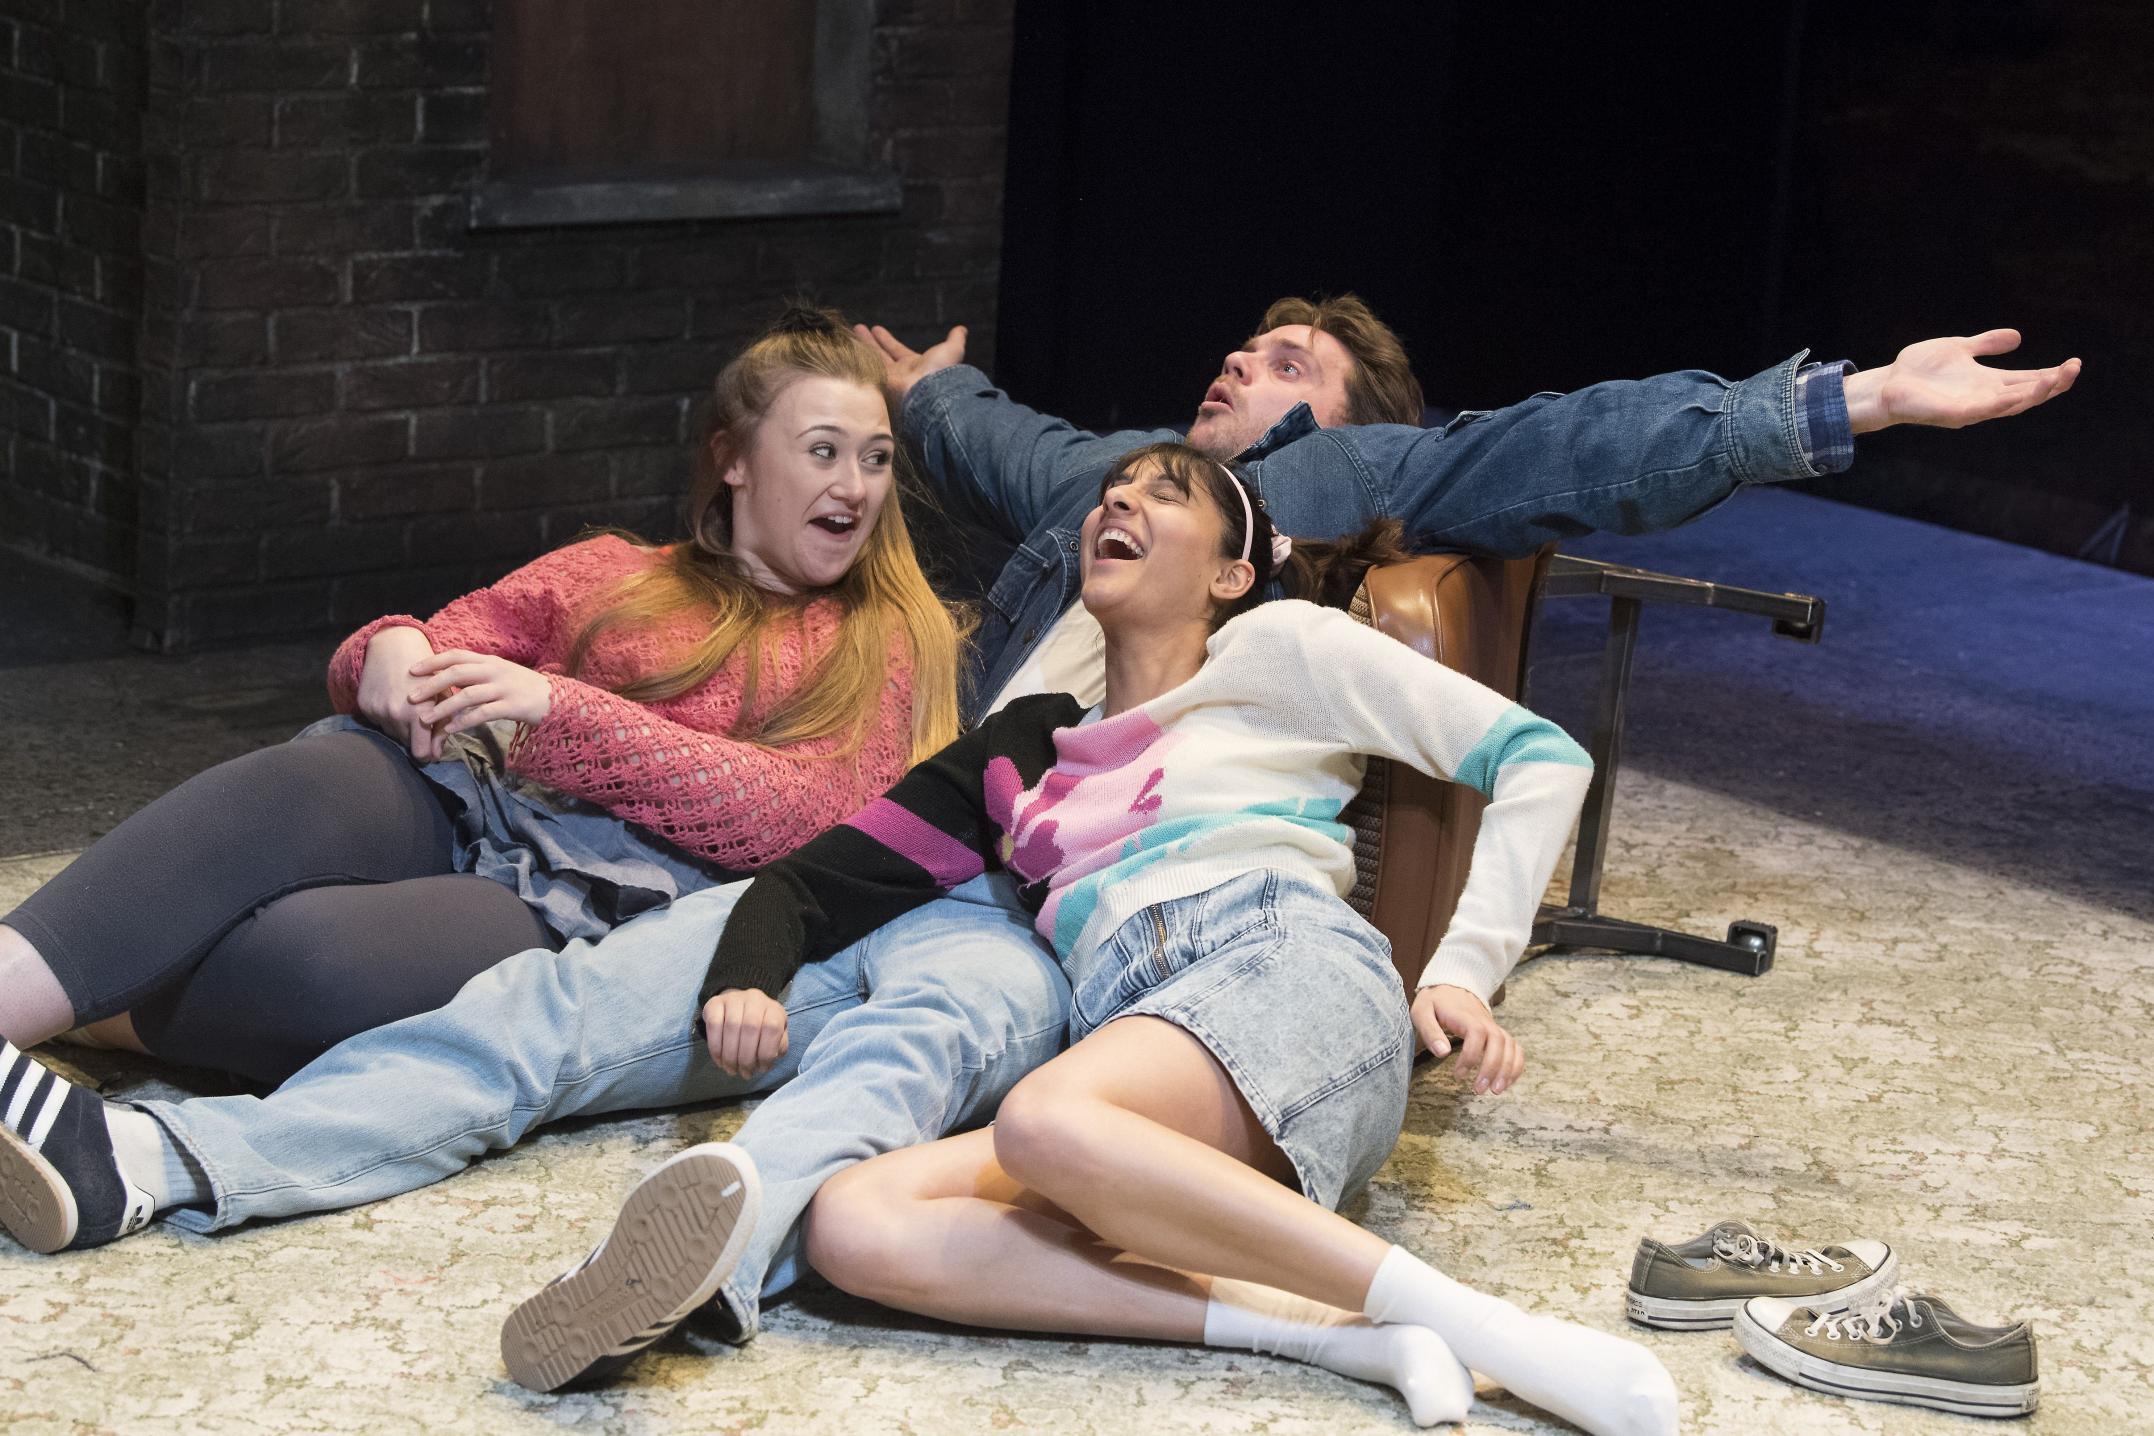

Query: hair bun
<box><xmin>773</xmin><ymin>302</ymin><xmax>845</xmax><ymax>336</ymax></box>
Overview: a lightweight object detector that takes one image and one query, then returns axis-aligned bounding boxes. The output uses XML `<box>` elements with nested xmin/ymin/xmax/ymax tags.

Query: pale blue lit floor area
<box><xmin>2</xmin><ymin>488</ymin><xmax>2149</xmax><ymax>1434</ymax></box>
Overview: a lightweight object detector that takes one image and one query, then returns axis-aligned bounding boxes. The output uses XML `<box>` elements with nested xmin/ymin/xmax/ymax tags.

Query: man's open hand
<box><xmin>1844</xmin><ymin>330</ymin><xmax>2080</xmax><ymax>435</ymax></box>
<box><xmin>853</xmin><ymin>323</ymin><xmax>967</xmax><ymax>405</ymax></box>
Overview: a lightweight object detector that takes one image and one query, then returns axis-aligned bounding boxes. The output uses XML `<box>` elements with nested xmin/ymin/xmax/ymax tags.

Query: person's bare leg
<box><xmin>810</xmin><ymin>1128</ymin><xmax>1211</xmax><ymax>1339</ymax></box>
<box><xmin>987</xmin><ymin>1016</ymin><xmax>1676</xmax><ymax>1436</ymax></box>
<box><xmin>991</xmin><ymin>1015</ymin><xmax>1391</xmax><ymax>1309</ymax></box>
<box><xmin>0</xmin><ymin>923</ymin><xmax>75</xmax><ymax>1046</ymax></box>
<box><xmin>807</xmin><ymin>1129</ymin><xmax>1472</xmax><ymax>1427</ymax></box>
<box><xmin>815</xmin><ymin>1016</ymin><xmax>1666</xmax><ymax>1435</ymax></box>
<box><xmin>820</xmin><ymin>1017</ymin><xmax>1387</xmax><ymax>1317</ymax></box>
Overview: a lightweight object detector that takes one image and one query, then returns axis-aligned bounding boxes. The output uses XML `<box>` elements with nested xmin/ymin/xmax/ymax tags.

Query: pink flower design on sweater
<box><xmin>986</xmin><ymin>710</ymin><xmax>1181</xmax><ymax>893</ymax></box>
<box><xmin>325</xmin><ymin>535</ymin><xmax>916</xmax><ymax>870</ymax></box>
<box><xmin>985</xmin><ymin>757</ymin><xmax>1071</xmax><ymax>880</ymax></box>
<box><xmin>982</xmin><ymin>755</ymin><xmax>1029</xmax><ymax>830</ymax></box>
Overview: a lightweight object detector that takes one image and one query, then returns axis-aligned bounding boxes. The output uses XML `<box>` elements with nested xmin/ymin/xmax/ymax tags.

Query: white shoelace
<box><xmin>1806</xmin><ymin>1288</ymin><xmax>1919</xmax><ymax>1344</ymax></box>
<box><xmin>1714</xmin><ymin>1230</ymin><xmax>1845</xmax><ymax>1276</ymax></box>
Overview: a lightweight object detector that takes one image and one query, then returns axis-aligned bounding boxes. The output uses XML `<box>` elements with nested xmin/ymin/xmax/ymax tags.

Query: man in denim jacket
<box><xmin>857</xmin><ymin>297</ymin><xmax>2079</xmax><ymax>722</ymax></box>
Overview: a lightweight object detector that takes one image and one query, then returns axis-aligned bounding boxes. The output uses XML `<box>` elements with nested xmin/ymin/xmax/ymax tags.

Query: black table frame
<box><xmin>1528</xmin><ymin>554</ymin><xmax>1826</xmax><ymax>977</ymax></box>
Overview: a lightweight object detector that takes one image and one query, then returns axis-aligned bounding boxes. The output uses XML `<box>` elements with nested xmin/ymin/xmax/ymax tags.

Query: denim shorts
<box><xmin>1069</xmin><ymin>868</ymin><xmax>1414</xmax><ymax>1211</ymax></box>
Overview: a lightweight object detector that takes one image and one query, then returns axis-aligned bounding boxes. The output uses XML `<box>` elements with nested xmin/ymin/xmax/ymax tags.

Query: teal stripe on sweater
<box><xmin>1451</xmin><ymin>704</ymin><xmax>1591</xmax><ymax>798</ymax></box>
<box><xmin>1048</xmin><ymin>797</ymin><xmax>1348</xmax><ymax>956</ymax></box>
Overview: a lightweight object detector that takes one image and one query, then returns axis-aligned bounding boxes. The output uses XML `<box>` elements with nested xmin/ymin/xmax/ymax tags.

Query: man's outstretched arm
<box><xmin>855</xmin><ymin>323</ymin><xmax>1179</xmax><ymax>542</ymax></box>
<box><xmin>1332</xmin><ymin>329</ymin><xmax>2081</xmax><ymax>558</ymax></box>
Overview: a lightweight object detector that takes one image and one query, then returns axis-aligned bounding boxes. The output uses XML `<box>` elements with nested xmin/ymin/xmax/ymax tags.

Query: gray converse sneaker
<box><xmin>1735</xmin><ymin>1289</ymin><xmax>2040</xmax><ymax>1418</ymax></box>
<box><xmin>1626</xmin><ymin>1219</ymin><xmax>1895</xmax><ymax>1329</ymax></box>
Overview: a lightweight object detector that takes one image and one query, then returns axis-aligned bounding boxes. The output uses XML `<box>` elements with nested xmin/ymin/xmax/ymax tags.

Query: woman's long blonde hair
<box><xmin>563</xmin><ymin>306</ymin><xmax>965</xmax><ymax>763</ymax></box>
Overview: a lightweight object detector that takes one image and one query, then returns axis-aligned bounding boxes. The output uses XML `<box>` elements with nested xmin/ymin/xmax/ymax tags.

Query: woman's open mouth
<box><xmin>1094</xmin><ymin>527</ymin><xmax>1146</xmax><ymax>561</ymax></box>
<box><xmin>809</xmin><ymin>513</ymin><xmax>859</xmax><ymax>538</ymax></box>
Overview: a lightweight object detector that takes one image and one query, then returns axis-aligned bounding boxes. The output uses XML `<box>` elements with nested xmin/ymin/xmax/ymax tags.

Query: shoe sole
<box><xmin>0</xmin><ymin>1121</ymin><xmax>77</xmax><ymax>1254</ymax></box>
<box><xmin>1625</xmin><ymin>1246</ymin><xmax>1899</xmax><ymax>1330</ymax></box>
<box><xmin>499</xmin><ymin>1145</ymin><xmax>759</xmax><ymax>1393</ymax></box>
<box><xmin>1732</xmin><ymin>1303</ymin><xmax>2039</xmax><ymax>1418</ymax></box>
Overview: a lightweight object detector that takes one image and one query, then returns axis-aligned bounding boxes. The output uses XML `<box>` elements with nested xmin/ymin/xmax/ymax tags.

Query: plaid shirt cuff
<box><xmin>1794</xmin><ymin>359</ymin><xmax>1857</xmax><ymax>474</ymax></box>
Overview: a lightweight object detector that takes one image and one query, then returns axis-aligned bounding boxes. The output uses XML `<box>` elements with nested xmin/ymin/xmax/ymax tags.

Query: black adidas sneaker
<box><xmin>0</xmin><ymin>1039</ymin><xmax>156</xmax><ymax>1253</ymax></box>
<box><xmin>500</xmin><ymin>1142</ymin><xmax>761</xmax><ymax>1392</ymax></box>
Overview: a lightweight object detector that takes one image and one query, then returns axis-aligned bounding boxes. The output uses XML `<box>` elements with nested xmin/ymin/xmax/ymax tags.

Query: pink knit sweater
<box><xmin>327</xmin><ymin>535</ymin><xmax>918</xmax><ymax>871</ymax></box>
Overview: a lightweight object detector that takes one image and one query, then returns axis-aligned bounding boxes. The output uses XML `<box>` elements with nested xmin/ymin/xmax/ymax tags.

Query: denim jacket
<box><xmin>902</xmin><ymin>355</ymin><xmax>1834</xmax><ymax>723</ymax></box>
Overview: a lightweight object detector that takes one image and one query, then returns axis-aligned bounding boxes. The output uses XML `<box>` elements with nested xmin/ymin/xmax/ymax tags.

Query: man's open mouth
<box><xmin>1201</xmin><ymin>382</ymin><xmax>1232</xmax><ymax>410</ymax></box>
<box><xmin>809</xmin><ymin>513</ymin><xmax>859</xmax><ymax>536</ymax></box>
<box><xmin>1095</xmin><ymin>526</ymin><xmax>1146</xmax><ymax>561</ymax></box>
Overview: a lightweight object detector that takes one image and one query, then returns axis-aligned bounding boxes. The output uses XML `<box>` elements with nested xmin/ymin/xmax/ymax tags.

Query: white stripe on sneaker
<box><xmin>5</xmin><ymin>1067</ymin><xmax>51</xmax><ymax>1132</ymax></box>
<box><xmin>24</xmin><ymin>1079</ymin><xmax>67</xmax><ymax>1150</ymax></box>
<box><xmin>0</xmin><ymin>1041</ymin><xmax>28</xmax><ymax>1088</ymax></box>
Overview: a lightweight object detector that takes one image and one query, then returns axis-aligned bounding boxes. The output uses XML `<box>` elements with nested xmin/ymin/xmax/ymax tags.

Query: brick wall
<box><xmin>118</xmin><ymin>0</ymin><xmax>1011</xmax><ymax>649</ymax></box>
<box><xmin>1</xmin><ymin>0</ymin><xmax>148</xmax><ymax>584</ymax></box>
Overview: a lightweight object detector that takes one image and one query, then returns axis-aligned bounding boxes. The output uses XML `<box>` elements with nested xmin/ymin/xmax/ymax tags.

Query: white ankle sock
<box><xmin>105</xmin><ymin>1106</ymin><xmax>209</xmax><ymax>1212</ymax></box>
<box><xmin>1204</xmin><ymin>1278</ymin><xmax>1473</xmax><ymax>1427</ymax></box>
<box><xmin>1361</xmin><ymin>1246</ymin><xmax>1679</xmax><ymax>1436</ymax></box>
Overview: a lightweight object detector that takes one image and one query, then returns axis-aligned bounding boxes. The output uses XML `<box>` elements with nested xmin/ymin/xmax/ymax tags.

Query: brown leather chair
<box><xmin>1341</xmin><ymin>549</ymin><xmax>1554</xmax><ymax>997</ymax></box>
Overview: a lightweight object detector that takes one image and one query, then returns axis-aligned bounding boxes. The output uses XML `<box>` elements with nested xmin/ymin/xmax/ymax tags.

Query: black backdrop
<box><xmin>994</xmin><ymin>1</ymin><xmax>2150</xmax><ymax>571</ymax></box>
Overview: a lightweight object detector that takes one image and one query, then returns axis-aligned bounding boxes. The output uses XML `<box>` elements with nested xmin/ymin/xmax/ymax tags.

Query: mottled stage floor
<box><xmin>3</xmin><ymin>487</ymin><xmax>2149</xmax><ymax>1434</ymax></box>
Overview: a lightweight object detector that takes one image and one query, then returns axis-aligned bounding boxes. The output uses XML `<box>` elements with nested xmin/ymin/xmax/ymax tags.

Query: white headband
<box><xmin>1218</xmin><ymin>461</ymin><xmax>1293</xmax><ymax>568</ymax></box>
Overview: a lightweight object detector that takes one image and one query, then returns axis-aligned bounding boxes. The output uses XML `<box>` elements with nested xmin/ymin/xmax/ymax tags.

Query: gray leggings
<box><xmin>4</xmin><ymin>727</ymin><xmax>555</xmax><ymax>1086</ymax></box>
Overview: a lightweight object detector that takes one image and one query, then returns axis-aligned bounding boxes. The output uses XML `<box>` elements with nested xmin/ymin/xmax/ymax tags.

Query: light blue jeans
<box><xmin>136</xmin><ymin>872</ymin><xmax>1069</xmax><ymax>1337</ymax></box>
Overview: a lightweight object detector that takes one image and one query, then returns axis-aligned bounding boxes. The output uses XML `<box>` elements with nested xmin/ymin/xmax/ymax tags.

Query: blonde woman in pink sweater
<box><xmin>0</xmin><ymin>308</ymin><xmax>964</xmax><ymax>1084</ymax></box>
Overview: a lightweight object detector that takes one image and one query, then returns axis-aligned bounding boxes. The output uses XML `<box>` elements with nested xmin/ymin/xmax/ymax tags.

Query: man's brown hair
<box><xmin>1256</xmin><ymin>293</ymin><xmax>1424</xmax><ymax>427</ymax></box>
